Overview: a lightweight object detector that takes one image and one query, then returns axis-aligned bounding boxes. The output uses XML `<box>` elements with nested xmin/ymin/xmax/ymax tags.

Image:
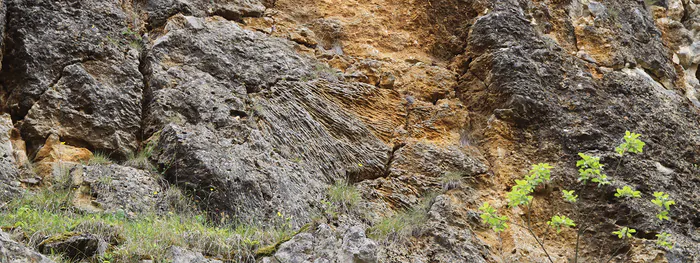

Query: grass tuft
<box><xmin>367</xmin><ymin>192</ymin><xmax>437</xmax><ymax>242</ymax></box>
<box><xmin>0</xmin><ymin>184</ymin><xmax>302</xmax><ymax>262</ymax></box>
<box><xmin>328</xmin><ymin>180</ymin><xmax>361</xmax><ymax>211</ymax></box>
<box><xmin>441</xmin><ymin>171</ymin><xmax>464</xmax><ymax>191</ymax></box>
<box><xmin>88</xmin><ymin>152</ymin><xmax>111</xmax><ymax>166</ymax></box>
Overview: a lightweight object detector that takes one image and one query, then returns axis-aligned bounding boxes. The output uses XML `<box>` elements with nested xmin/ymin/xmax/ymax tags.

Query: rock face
<box><xmin>267</xmin><ymin>224</ymin><xmax>378</xmax><ymax>263</ymax></box>
<box><xmin>146</xmin><ymin>15</ymin><xmax>388</xmax><ymax>221</ymax></box>
<box><xmin>2</xmin><ymin>0</ymin><xmax>143</xmax><ymax>156</ymax></box>
<box><xmin>37</xmin><ymin>233</ymin><xmax>103</xmax><ymax>260</ymax></box>
<box><xmin>0</xmin><ymin>231</ymin><xmax>54</xmax><ymax>263</ymax></box>
<box><xmin>458</xmin><ymin>0</ymin><xmax>700</xmax><ymax>261</ymax></box>
<box><xmin>0</xmin><ymin>114</ymin><xmax>20</xmax><ymax>202</ymax></box>
<box><xmin>141</xmin><ymin>0</ymin><xmax>267</xmax><ymax>28</ymax></box>
<box><xmin>1</xmin><ymin>0</ymin><xmax>700</xmax><ymax>262</ymax></box>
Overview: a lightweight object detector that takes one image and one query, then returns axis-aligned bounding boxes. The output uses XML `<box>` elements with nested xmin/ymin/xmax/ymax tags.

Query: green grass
<box><xmin>88</xmin><ymin>152</ymin><xmax>111</xmax><ymax>165</ymax></box>
<box><xmin>367</xmin><ymin>192</ymin><xmax>437</xmax><ymax>242</ymax></box>
<box><xmin>123</xmin><ymin>149</ymin><xmax>154</xmax><ymax>171</ymax></box>
<box><xmin>441</xmin><ymin>171</ymin><xmax>464</xmax><ymax>191</ymax></box>
<box><xmin>0</xmin><ymin>186</ymin><xmax>300</xmax><ymax>262</ymax></box>
<box><xmin>328</xmin><ymin>180</ymin><xmax>361</xmax><ymax>210</ymax></box>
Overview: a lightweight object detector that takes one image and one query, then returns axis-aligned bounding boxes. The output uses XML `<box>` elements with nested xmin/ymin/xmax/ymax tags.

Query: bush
<box><xmin>480</xmin><ymin>131</ymin><xmax>676</xmax><ymax>263</ymax></box>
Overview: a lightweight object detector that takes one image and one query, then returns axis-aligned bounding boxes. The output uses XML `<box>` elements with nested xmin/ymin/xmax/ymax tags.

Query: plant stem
<box><xmin>604</xmin><ymin>234</ymin><xmax>628</xmax><ymax>263</ymax></box>
<box><xmin>611</xmin><ymin>155</ymin><xmax>624</xmax><ymax>178</ymax></box>
<box><xmin>525</xmin><ymin>203</ymin><xmax>555</xmax><ymax>263</ymax></box>
<box><xmin>498</xmin><ymin>232</ymin><xmax>505</xmax><ymax>263</ymax></box>
<box><xmin>574</xmin><ymin>223</ymin><xmax>589</xmax><ymax>263</ymax></box>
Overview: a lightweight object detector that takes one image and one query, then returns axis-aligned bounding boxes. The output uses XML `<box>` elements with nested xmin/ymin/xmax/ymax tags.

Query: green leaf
<box><xmin>547</xmin><ymin>215</ymin><xmax>576</xmax><ymax>233</ymax></box>
<box><xmin>562</xmin><ymin>190</ymin><xmax>578</xmax><ymax>203</ymax></box>
<box><xmin>614</xmin><ymin>186</ymin><xmax>641</xmax><ymax>198</ymax></box>
<box><xmin>616</xmin><ymin>131</ymin><xmax>645</xmax><ymax>156</ymax></box>
<box><xmin>576</xmin><ymin>153</ymin><xmax>607</xmax><ymax>185</ymax></box>
<box><xmin>655</xmin><ymin>232</ymin><xmax>674</xmax><ymax>249</ymax></box>
<box><xmin>479</xmin><ymin>202</ymin><xmax>509</xmax><ymax>233</ymax></box>
<box><xmin>612</xmin><ymin>227</ymin><xmax>636</xmax><ymax>239</ymax></box>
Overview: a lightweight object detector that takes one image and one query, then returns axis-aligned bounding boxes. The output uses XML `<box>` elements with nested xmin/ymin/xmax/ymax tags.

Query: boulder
<box><xmin>165</xmin><ymin>246</ymin><xmax>223</xmax><ymax>263</ymax></box>
<box><xmin>0</xmin><ymin>114</ymin><xmax>20</xmax><ymax>202</ymax></box>
<box><xmin>0</xmin><ymin>231</ymin><xmax>54</xmax><ymax>263</ymax></box>
<box><xmin>74</xmin><ymin>164</ymin><xmax>163</xmax><ymax>214</ymax></box>
<box><xmin>268</xmin><ymin>224</ymin><xmax>378</xmax><ymax>263</ymax></box>
<box><xmin>3</xmin><ymin>0</ymin><xmax>143</xmax><ymax>156</ymax></box>
<box><xmin>38</xmin><ymin>232</ymin><xmax>104</xmax><ymax>260</ymax></box>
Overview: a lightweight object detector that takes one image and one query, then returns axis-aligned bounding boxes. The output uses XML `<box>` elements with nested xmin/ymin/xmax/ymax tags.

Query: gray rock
<box><xmin>341</xmin><ymin>226</ymin><xmax>378</xmax><ymax>263</ymax></box>
<box><xmin>79</xmin><ymin>164</ymin><xmax>162</xmax><ymax>214</ymax></box>
<box><xmin>270</xmin><ymin>224</ymin><xmax>377</xmax><ymax>263</ymax></box>
<box><xmin>0</xmin><ymin>114</ymin><xmax>20</xmax><ymax>203</ymax></box>
<box><xmin>3</xmin><ymin>0</ymin><xmax>143</xmax><ymax>156</ymax></box>
<box><xmin>165</xmin><ymin>246</ymin><xmax>223</xmax><ymax>263</ymax></box>
<box><xmin>0</xmin><ymin>231</ymin><xmax>54</xmax><ymax>263</ymax></box>
<box><xmin>273</xmin><ymin>233</ymin><xmax>315</xmax><ymax>263</ymax></box>
<box><xmin>146</xmin><ymin>15</ymin><xmax>388</xmax><ymax>221</ymax></box>
<box><xmin>142</xmin><ymin>0</ymin><xmax>266</xmax><ymax>28</ymax></box>
<box><xmin>459</xmin><ymin>3</ymin><xmax>700</xmax><ymax>261</ymax></box>
<box><xmin>38</xmin><ymin>233</ymin><xmax>102</xmax><ymax>260</ymax></box>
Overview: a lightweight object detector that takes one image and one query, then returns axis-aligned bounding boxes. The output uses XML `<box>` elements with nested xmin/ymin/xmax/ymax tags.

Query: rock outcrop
<box><xmin>1</xmin><ymin>0</ymin><xmax>699</xmax><ymax>262</ymax></box>
<box><xmin>146</xmin><ymin>15</ymin><xmax>388</xmax><ymax>221</ymax></box>
<box><xmin>0</xmin><ymin>231</ymin><xmax>54</xmax><ymax>263</ymax></box>
<box><xmin>2</xmin><ymin>0</ymin><xmax>143</xmax><ymax>156</ymax></box>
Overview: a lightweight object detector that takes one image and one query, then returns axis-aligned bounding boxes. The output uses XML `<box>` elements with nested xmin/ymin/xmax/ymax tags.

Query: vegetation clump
<box><xmin>87</xmin><ymin>152</ymin><xmax>111</xmax><ymax>166</ymax></box>
<box><xmin>367</xmin><ymin>192</ymin><xmax>436</xmax><ymax>242</ymax></box>
<box><xmin>0</xmin><ymin>180</ymin><xmax>304</xmax><ymax>262</ymax></box>
<box><xmin>480</xmin><ymin>131</ymin><xmax>676</xmax><ymax>263</ymax></box>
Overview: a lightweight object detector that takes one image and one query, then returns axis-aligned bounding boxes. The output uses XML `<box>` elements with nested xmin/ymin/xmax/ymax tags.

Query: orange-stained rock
<box><xmin>33</xmin><ymin>134</ymin><xmax>93</xmax><ymax>178</ymax></box>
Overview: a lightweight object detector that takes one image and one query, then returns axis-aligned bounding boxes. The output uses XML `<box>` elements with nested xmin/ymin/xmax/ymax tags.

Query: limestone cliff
<box><xmin>0</xmin><ymin>0</ymin><xmax>698</xmax><ymax>262</ymax></box>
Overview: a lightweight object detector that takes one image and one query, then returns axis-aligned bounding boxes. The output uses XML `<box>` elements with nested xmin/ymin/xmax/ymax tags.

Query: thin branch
<box><xmin>524</xmin><ymin>204</ymin><xmax>555</xmax><ymax>263</ymax></box>
<box><xmin>605</xmin><ymin>234</ymin><xmax>628</xmax><ymax>263</ymax></box>
<box><xmin>574</xmin><ymin>222</ymin><xmax>591</xmax><ymax>263</ymax></box>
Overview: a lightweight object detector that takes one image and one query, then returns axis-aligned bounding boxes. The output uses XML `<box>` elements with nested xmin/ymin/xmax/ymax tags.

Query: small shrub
<box><xmin>480</xmin><ymin>131</ymin><xmax>676</xmax><ymax>263</ymax></box>
<box><xmin>124</xmin><ymin>141</ymin><xmax>156</xmax><ymax>171</ymax></box>
<box><xmin>161</xmin><ymin>186</ymin><xmax>196</xmax><ymax>215</ymax></box>
<box><xmin>123</xmin><ymin>151</ymin><xmax>154</xmax><ymax>171</ymax></box>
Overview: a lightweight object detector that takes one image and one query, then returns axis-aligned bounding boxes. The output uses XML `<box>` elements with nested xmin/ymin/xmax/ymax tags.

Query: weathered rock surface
<box><xmin>33</xmin><ymin>134</ymin><xmax>93</xmax><ymax>178</ymax></box>
<box><xmin>265</xmin><ymin>224</ymin><xmax>378</xmax><ymax>263</ymax></box>
<box><xmin>37</xmin><ymin>233</ymin><xmax>103</xmax><ymax>260</ymax></box>
<box><xmin>0</xmin><ymin>231</ymin><xmax>54</xmax><ymax>263</ymax></box>
<box><xmin>458</xmin><ymin>0</ymin><xmax>700</xmax><ymax>261</ymax></box>
<box><xmin>75</xmin><ymin>164</ymin><xmax>162</xmax><ymax>214</ymax></box>
<box><xmin>141</xmin><ymin>0</ymin><xmax>267</xmax><ymax>28</ymax></box>
<box><xmin>0</xmin><ymin>114</ymin><xmax>20</xmax><ymax>202</ymax></box>
<box><xmin>146</xmin><ymin>15</ymin><xmax>388</xmax><ymax>221</ymax></box>
<box><xmin>2</xmin><ymin>0</ymin><xmax>143</xmax><ymax>156</ymax></box>
<box><xmin>1</xmin><ymin>0</ymin><xmax>699</xmax><ymax>262</ymax></box>
<box><xmin>165</xmin><ymin>246</ymin><xmax>223</xmax><ymax>263</ymax></box>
